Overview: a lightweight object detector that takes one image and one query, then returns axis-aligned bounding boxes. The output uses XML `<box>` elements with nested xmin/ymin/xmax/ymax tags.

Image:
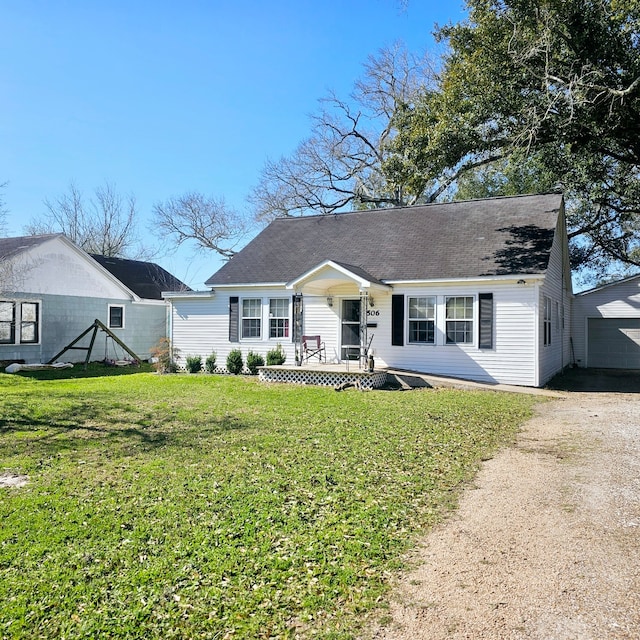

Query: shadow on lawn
<box><xmin>0</xmin><ymin>398</ymin><xmax>249</xmax><ymax>459</ymax></box>
<box><xmin>11</xmin><ymin>362</ymin><xmax>155</xmax><ymax>381</ymax></box>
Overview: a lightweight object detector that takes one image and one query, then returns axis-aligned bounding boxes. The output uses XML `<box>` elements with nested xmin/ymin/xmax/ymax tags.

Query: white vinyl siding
<box><xmin>374</xmin><ymin>284</ymin><xmax>539</xmax><ymax>386</ymax></box>
<box><xmin>537</xmin><ymin>206</ymin><xmax>572</xmax><ymax>385</ymax></box>
<box><xmin>168</xmin><ymin>288</ymin><xmax>306</xmax><ymax>370</ymax></box>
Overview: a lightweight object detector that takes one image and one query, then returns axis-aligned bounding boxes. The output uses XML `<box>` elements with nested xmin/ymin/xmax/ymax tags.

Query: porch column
<box><xmin>360</xmin><ymin>290</ymin><xmax>368</xmax><ymax>366</ymax></box>
<box><xmin>293</xmin><ymin>293</ymin><xmax>303</xmax><ymax>365</ymax></box>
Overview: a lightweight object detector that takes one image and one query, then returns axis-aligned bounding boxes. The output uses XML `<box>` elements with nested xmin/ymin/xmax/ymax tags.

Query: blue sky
<box><xmin>1</xmin><ymin>0</ymin><xmax>466</xmax><ymax>288</ymax></box>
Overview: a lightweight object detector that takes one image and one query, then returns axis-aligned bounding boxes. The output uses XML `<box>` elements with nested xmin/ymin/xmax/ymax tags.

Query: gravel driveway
<box><xmin>367</xmin><ymin>374</ymin><xmax>640</xmax><ymax>639</ymax></box>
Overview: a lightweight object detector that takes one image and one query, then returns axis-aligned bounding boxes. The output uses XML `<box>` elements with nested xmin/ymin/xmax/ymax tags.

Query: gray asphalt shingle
<box><xmin>206</xmin><ymin>193</ymin><xmax>563</xmax><ymax>286</ymax></box>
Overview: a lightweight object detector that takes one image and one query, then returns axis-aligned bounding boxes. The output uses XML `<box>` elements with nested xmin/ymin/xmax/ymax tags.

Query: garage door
<box><xmin>588</xmin><ymin>318</ymin><xmax>640</xmax><ymax>369</ymax></box>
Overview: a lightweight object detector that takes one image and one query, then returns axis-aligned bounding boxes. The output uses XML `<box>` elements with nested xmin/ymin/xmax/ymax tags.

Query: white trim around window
<box><xmin>269</xmin><ymin>298</ymin><xmax>290</xmax><ymax>339</ymax></box>
<box><xmin>445</xmin><ymin>296</ymin><xmax>474</xmax><ymax>344</ymax></box>
<box><xmin>108</xmin><ymin>304</ymin><xmax>125</xmax><ymax>329</ymax></box>
<box><xmin>241</xmin><ymin>298</ymin><xmax>262</xmax><ymax>339</ymax></box>
<box><xmin>408</xmin><ymin>296</ymin><xmax>435</xmax><ymax>344</ymax></box>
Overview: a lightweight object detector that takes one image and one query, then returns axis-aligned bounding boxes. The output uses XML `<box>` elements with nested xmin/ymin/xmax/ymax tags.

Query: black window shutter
<box><xmin>479</xmin><ymin>293</ymin><xmax>493</xmax><ymax>349</ymax></box>
<box><xmin>229</xmin><ymin>296</ymin><xmax>239</xmax><ymax>342</ymax></box>
<box><xmin>391</xmin><ymin>294</ymin><xmax>404</xmax><ymax>346</ymax></box>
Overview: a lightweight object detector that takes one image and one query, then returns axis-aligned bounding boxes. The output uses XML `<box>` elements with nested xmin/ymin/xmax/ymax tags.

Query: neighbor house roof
<box><xmin>90</xmin><ymin>255</ymin><xmax>191</xmax><ymax>300</ymax></box>
<box><xmin>0</xmin><ymin>234</ymin><xmax>61</xmax><ymax>260</ymax></box>
<box><xmin>206</xmin><ymin>193</ymin><xmax>564</xmax><ymax>286</ymax></box>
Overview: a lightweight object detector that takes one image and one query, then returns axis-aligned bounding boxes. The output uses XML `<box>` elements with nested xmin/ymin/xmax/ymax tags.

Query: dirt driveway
<box><xmin>367</xmin><ymin>372</ymin><xmax>640</xmax><ymax>639</ymax></box>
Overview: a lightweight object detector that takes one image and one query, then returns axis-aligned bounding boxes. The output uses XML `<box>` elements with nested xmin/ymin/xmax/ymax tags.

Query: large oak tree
<box><xmin>250</xmin><ymin>44</ymin><xmax>438</xmax><ymax>220</ymax></box>
<box><xmin>392</xmin><ymin>0</ymin><xmax>640</xmax><ymax>275</ymax></box>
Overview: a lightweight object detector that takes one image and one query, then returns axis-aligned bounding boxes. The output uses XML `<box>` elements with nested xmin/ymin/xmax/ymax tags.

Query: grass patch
<box><xmin>0</xmin><ymin>371</ymin><xmax>537</xmax><ymax>638</ymax></box>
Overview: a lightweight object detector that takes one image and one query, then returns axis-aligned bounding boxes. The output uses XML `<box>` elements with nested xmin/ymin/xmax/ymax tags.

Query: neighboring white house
<box><xmin>0</xmin><ymin>234</ymin><xmax>188</xmax><ymax>365</ymax></box>
<box><xmin>572</xmin><ymin>275</ymin><xmax>640</xmax><ymax>369</ymax></box>
<box><xmin>164</xmin><ymin>193</ymin><xmax>573</xmax><ymax>387</ymax></box>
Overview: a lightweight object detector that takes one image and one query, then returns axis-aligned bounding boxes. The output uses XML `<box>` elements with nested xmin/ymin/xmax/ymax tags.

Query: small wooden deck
<box><xmin>258</xmin><ymin>362</ymin><xmax>388</xmax><ymax>390</ymax></box>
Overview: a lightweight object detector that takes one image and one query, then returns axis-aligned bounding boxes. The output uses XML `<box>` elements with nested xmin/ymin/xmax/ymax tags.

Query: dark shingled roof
<box><xmin>0</xmin><ymin>234</ymin><xmax>60</xmax><ymax>260</ymax></box>
<box><xmin>206</xmin><ymin>193</ymin><xmax>563</xmax><ymax>286</ymax></box>
<box><xmin>90</xmin><ymin>255</ymin><xmax>191</xmax><ymax>300</ymax></box>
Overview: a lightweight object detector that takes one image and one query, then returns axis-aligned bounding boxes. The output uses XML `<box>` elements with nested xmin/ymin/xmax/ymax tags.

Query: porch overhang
<box><xmin>285</xmin><ymin>260</ymin><xmax>392</xmax><ymax>296</ymax></box>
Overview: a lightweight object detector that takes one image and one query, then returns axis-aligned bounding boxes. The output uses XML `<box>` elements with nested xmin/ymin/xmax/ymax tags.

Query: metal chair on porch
<box><xmin>302</xmin><ymin>335</ymin><xmax>326</xmax><ymax>363</ymax></box>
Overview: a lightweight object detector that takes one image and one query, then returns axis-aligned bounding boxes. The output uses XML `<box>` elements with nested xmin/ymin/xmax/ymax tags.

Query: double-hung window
<box><xmin>543</xmin><ymin>296</ymin><xmax>552</xmax><ymax>346</ymax></box>
<box><xmin>269</xmin><ymin>298</ymin><xmax>289</xmax><ymax>339</ymax></box>
<box><xmin>0</xmin><ymin>300</ymin><xmax>40</xmax><ymax>344</ymax></box>
<box><xmin>108</xmin><ymin>305</ymin><xmax>124</xmax><ymax>329</ymax></box>
<box><xmin>242</xmin><ymin>298</ymin><xmax>262</xmax><ymax>339</ymax></box>
<box><xmin>408</xmin><ymin>297</ymin><xmax>435</xmax><ymax>344</ymax></box>
<box><xmin>0</xmin><ymin>301</ymin><xmax>16</xmax><ymax>344</ymax></box>
<box><xmin>445</xmin><ymin>296</ymin><xmax>473</xmax><ymax>344</ymax></box>
<box><xmin>20</xmin><ymin>302</ymin><xmax>39</xmax><ymax>343</ymax></box>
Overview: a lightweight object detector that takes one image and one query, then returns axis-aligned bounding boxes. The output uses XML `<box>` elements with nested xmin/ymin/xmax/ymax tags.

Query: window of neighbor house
<box><xmin>408</xmin><ymin>297</ymin><xmax>435</xmax><ymax>343</ymax></box>
<box><xmin>0</xmin><ymin>300</ymin><xmax>40</xmax><ymax>344</ymax></box>
<box><xmin>269</xmin><ymin>298</ymin><xmax>289</xmax><ymax>339</ymax></box>
<box><xmin>0</xmin><ymin>301</ymin><xmax>16</xmax><ymax>344</ymax></box>
<box><xmin>445</xmin><ymin>296</ymin><xmax>474</xmax><ymax>344</ymax></box>
<box><xmin>242</xmin><ymin>298</ymin><xmax>262</xmax><ymax>339</ymax></box>
<box><xmin>108</xmin><ymin>305</ymin><xmax>124</xmax><ymax>329</ymax></box>
<box><xmin>20</xmin><ymin>302</ymin><xmax>39</xmax><ymax>343</ymax></box>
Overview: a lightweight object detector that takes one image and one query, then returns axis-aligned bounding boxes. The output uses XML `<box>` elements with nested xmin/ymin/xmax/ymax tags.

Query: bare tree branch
<box><xmin>25</xmin><ymin>182</ymin><xmax>151</xmax><ymax>259</ymax></box>
<box><xmin>250</xmin><ymin>43</ymin><xmax>438</xmax><ymax>220</ymax></box>
<box><xmin>152</xmin><ymin>192</ymin><xmax>246</xmax><ymax>259</ymax></box>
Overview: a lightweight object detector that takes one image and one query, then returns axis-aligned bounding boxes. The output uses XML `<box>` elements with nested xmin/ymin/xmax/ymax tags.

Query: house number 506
<box><xmin>367</xmin><ymin>310</ymin><xmax>380</xmax><ymax>317</ymax></box>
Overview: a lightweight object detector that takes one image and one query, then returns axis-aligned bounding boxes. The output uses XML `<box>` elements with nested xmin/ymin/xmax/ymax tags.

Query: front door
<box><xmin>341</xmin><ymin>299</ymin><xmax>361</xmax><ymax>361</ymax></box>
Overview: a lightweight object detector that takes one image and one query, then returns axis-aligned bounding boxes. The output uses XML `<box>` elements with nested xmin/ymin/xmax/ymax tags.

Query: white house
<box><xmin>164</xmin><ymin>193</ymin><xmax>573</xmax><ymax>387</ymax></box>
<box><xmin>0</xmin><ymin>234</ymin><xmax>188</xmax><ymax>365</ymax></box>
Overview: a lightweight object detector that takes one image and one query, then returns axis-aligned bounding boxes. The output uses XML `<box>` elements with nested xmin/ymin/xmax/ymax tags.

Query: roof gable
<box><xmin>287</xmin><ymin>260</ymin><xmax>391</xmax><ymax>294</ymax></box>
<box><xmin>206</xmin><ymin>193</ymin><xmax>563</xmax><ymax>286</ymax></box>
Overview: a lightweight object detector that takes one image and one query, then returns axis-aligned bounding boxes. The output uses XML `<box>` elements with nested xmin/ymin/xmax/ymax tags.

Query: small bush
<box><xmin>226</xmin><ymin>349</ymin><xmax>244</xmax><ymax>375</ymax></box>
<box><xmin>266</xmin><ymin>343</ymin><xmax>286</xmax><ymax>365</ymax></box>
<box><xmin>205</xmin><ymin>352</ymin><xmax>217</xmax><ymax>373</ymax></box>
<box><xmin>246</xmin><ymin>351</ymin><xmax>265</xmax><ymax>375</ymax></box>
<box><xmin>149</xmin><ymin>337</ymin><xmax>179</xmax><ymax>374</ymax></box>
<box><xmin>185</xmin><ymin>355</ymin><xmax>202</xmax><ymax>373</ymax></box>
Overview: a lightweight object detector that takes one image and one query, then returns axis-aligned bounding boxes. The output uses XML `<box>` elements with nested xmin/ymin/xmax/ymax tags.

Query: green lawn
<box><xmin>0</xmin><ymin>369</ymin><xmax>537</xmax><ymax>639</ymax></box>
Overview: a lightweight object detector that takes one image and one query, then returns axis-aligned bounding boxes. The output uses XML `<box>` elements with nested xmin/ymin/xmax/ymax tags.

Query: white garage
<box><xmin>572</xmin><ymin>274</ymin><xmax>640</xmax><ymax>370</ymax></box>
<box><xmin>587</xmin><ymin>318</ymin><xmax>640</xmax><ymax>369</ymax></box>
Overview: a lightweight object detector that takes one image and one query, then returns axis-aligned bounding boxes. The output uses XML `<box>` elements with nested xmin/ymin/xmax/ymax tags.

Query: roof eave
<box><xmin>384</xmin><ymin>273</ymin><xmax>547</xmax><ymax>285</ymax></box>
